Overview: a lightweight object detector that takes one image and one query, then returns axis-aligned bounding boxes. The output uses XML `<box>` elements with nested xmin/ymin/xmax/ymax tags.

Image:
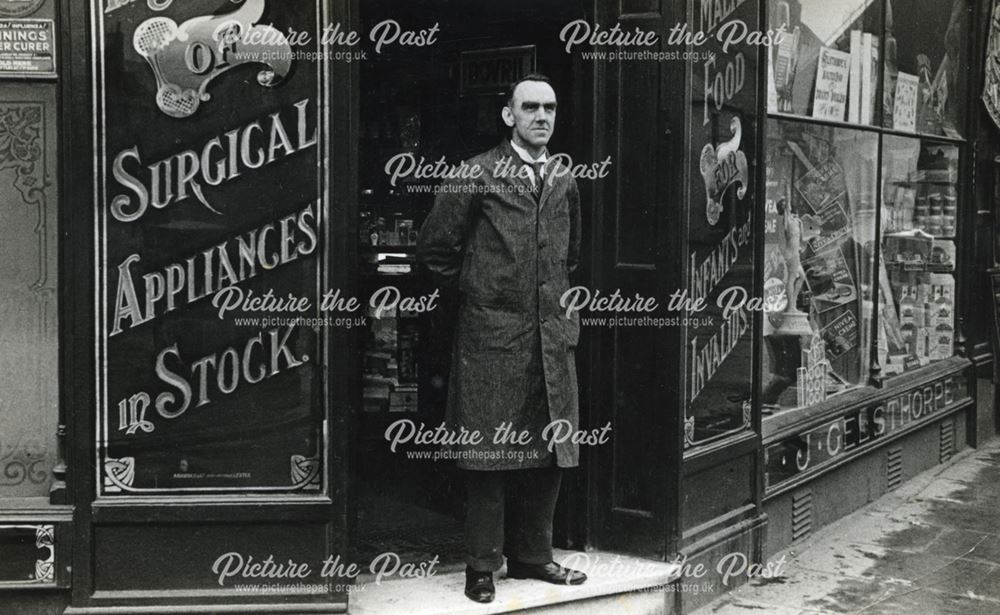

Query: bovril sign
<box><xmin>459</xmin><ymin>45</ymin><xmax>535</xmax><ymax>96</ymax></box>
<box><xmin>765</xmin><ymin>373</ymin><xmax>970</xmax><ymax>491</ymax></box>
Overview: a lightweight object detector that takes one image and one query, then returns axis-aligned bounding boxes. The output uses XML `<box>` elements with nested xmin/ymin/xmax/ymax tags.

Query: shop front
<box><xmin>0</xmin><ymin>0</ymin><xmax>996</xmax><ymax>614</ymax></box>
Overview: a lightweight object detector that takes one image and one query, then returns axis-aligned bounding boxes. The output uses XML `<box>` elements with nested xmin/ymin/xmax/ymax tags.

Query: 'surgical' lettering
<box><xmin>109</xmin><ymin>99</ymin><xmax>318</xmax><ymax>223</ymax></box>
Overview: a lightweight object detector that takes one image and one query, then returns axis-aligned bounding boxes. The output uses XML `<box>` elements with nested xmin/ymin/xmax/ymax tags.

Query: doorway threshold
<box><xmin>349</xmin><ymin>549</ymin><xmax>681</xmax><ymax>615</ymax></box>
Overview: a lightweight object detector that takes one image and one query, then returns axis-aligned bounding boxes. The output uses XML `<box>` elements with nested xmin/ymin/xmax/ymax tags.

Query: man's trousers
<box><xmin>464</xmin><ymin>466</ymin><xmax>562</xmax><ymax>572</ymax></box>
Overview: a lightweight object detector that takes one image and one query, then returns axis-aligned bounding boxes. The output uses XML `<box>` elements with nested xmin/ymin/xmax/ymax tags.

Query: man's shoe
<box><xmin>464</xmin><ymin>567</ymin><xmax>495</xmax><ymax>603</ymax></box>
<box><xmin>506</xmin><ymin>560</ymin><xmax>587</xmax><ymax>585</ymax></box>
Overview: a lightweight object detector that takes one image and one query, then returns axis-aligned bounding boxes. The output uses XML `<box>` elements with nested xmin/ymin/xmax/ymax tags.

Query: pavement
<box><xmin>694</xmin><ymin>439</ymin><xmax>1000</xmax><ymax>615</ymax></box>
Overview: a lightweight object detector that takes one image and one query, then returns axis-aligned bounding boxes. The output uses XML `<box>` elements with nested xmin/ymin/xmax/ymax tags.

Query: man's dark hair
<box><xmin>506</xmin><ymin>72</ymin><xmax>553</xmax><ymax>106</ymax></box>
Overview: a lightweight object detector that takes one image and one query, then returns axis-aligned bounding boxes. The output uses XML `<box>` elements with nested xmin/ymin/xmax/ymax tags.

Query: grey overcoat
<box><xmin>417</xmin><ymin>140</ymin><xmax>582</xmax><ymax>470</ymax></box>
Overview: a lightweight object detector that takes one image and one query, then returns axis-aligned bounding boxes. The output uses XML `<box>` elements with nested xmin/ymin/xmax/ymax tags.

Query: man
<box><xmin>417</xmin><ymin>73</ymin><xmax>587</xmax><ymax>603</ymax></box>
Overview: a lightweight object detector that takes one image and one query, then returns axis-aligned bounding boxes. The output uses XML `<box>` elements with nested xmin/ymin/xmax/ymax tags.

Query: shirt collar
<box><xmin>510</xmin><ymin>140</ymin><xmax>547</xmax><ymax>165</ymax></box>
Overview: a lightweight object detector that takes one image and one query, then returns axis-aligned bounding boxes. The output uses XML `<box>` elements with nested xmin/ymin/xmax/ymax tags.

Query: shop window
<box><xmin>761</xmin><ymin>0</ymin><xmax>970</xmax><ymax>417</ymax></box>
<box><xmin>0</xmin><ymin>94</ymin><xmax>59</xmax><ymax>499</ymax></box>
<box><xmin>881</xmin><ymin>0</ymin><xmax>968</xmax><ymax>138</ymax></box>
<box><xmin>878</xmin><ymin>138</ymin><xmax>958</xmax><ymax>376</ymax></box>
<box><xmin>762</xmin><ymin>121</ymin><xmax>877</xmax><ymax>412</ymax></box>
<box><xmin>768</xmin><ymin>0</ymin><xmax>969</xmax><ymax>136</ymax></box>
<box><xmin>767</xmin><ymin>0</ymin><xmax>880</xmax><ymax>124</ymax></box>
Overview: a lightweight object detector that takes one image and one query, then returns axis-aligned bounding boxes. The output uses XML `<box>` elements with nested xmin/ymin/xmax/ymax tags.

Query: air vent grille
<box><xmin>791</xmin><ymin>490</ymin><xmax>813</xmax><ymax>543</ymax></box>
<box><xmin>887</xmin><ymin>447</ymin><xmax>903</xmax><ymax>491</ymax></box>
<box><xmin>940</xmin><ymin>420</ymin><xmax>954</xmax><ymax>463</ymax></box>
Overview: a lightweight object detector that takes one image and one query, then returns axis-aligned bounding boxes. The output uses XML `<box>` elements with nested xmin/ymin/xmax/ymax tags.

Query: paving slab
<box><xmin>693</xmin><ymin>440</ymin><xmax>1000</xmax><ymax>615</ymax></box>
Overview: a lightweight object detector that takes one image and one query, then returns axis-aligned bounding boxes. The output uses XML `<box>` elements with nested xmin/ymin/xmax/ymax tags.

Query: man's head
<box><xmin>502</xmin><ymin>73</ymin><xmax>557</xmax><ymax>156</ymax></box>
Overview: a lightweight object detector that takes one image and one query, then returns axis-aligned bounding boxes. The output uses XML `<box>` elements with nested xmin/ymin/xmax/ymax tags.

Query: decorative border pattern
<box><xmin>34</xmin><ymin>525</ymin><xmax>54</xmax><ymax>583</ymax></box>
<box><xmin>0</xmin><ymin>524</ymin><xmax>56</xmax><ymax>587</ymax></box>
<box><xmin>290</xmin><ymin>452</ymin><xmax>321</xmax><ymax>490</ymax></box>
<box><xmin>102</xmin><ymin>456</ymin><xmax>135</xmax><ymax>493</ymax></box>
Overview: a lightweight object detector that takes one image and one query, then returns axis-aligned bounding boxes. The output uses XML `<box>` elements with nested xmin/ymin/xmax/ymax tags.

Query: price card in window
<box><xmin>811</xmin><ymin>47</ymin><xmax>850</xmax><ymax>121</ymax></box>
<box><xmin>893</xmin><ymin>72</ymin><xmax>919</xmax><ymax>133</ymax></box>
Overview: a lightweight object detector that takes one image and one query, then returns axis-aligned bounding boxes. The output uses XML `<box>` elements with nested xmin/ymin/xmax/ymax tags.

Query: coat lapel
<box><xmin>538</xmin><ymin>156</ymin><xmax>565</xmax><ymax>211</ymax></box>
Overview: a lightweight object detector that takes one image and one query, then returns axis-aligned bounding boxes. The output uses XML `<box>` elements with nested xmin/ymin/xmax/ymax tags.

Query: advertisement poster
<box><xmin>0</xmin><ymin>18</ymin><xmax>54</xmax><ymax>75</ymax></box>
<box><xmin>0</xmin><ymin>0</ymin><xmax>992</xmax><ymax>613</ymax></box>
<box><xmin>811</xmin><ymin>46</ymin><xmax>850</xmax><ymax>121</ymax></box>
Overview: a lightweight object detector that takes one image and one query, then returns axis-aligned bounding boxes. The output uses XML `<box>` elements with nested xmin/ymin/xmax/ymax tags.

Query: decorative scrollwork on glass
<box><xmin>0</xmin><ymin>104</ymin><xmax>44</xmax><ymax>205</ymax></box>
<box><xmin>103</xmin><ymin>456</ymin><xmax>136</xmax><ymax>493</ymax></box>
<box><xmin>0</xmin><ymin>435</ymin><xmax>50</xmax><ymax>487</ymax></box>
<box><xmin>290</xmin><ymin>453</ymin><xmax>321</xmax><ymax>490</ymax></box>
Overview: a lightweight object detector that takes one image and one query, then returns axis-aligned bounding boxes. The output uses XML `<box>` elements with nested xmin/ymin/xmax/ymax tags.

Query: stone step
<box><xmin>349</xmin><ymin>550</ymin><xmax>680</xmax><ymax>615</ymax></box>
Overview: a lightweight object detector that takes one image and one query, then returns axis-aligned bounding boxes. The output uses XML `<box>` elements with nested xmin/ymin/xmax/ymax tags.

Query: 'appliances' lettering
<box><xmin>109</xmin><ymin>98</ymin><xmax>318</xmax><ymax>223</ymax></box>
<box><xmin>110</xmin><ymin>202</ymin><xmax>319</xmax><ymax>336</ymax></box>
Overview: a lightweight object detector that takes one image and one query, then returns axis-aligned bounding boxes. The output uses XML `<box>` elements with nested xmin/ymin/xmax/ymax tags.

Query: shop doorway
<box><xmin>351</xmin><ymin>0</ymin><xmax>589</xmax><ymax>570</ymax></box>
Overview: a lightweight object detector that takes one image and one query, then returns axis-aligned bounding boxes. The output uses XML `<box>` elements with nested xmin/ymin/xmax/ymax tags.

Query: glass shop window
<box><xmin>881</xmin><ymin>0</ymin><xmax>968</xmax><ymax>138</ymax></box>
<box><xmin>0</xmin><ymin>94</ymin><xmax>59</xmax><ymax>500</ymax></box>
<box><xmin>762</xmin><ymin>121</ymin><xmax>877</xmax><ymax>412</ymax></box>
<box><xmin>761</xmin><ymin>0</ymin><xmax>969</xmax><ymax>417</ymax></box>
<box><xmin>767</xmin><ymin>0</ymin><xmax>880</xmax><ymax>125</ymax></box>
<box><xmin>878</xmin><ymin>138</ymin><xmax>958</xmax><ymax>376</ymax></box>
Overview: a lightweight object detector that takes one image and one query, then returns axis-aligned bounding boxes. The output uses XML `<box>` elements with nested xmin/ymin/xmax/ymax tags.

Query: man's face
<box><xmin>503</xmin><ymin>80</ymin><xmax>557</xmax><ymax>151</ymax></box>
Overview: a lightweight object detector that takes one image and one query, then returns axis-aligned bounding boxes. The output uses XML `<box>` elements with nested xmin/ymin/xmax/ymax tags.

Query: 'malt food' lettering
<box><xmin>109</xmin><ymin>98</ymin><xmax>318</xmax><ymax>223</ymax></box>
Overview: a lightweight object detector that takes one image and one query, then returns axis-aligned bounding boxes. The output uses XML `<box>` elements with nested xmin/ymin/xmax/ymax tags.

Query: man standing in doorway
<box><xmin>418</xmin><ymin>73</ymin><xmax>587</xmax><ymax>603</ymax></box>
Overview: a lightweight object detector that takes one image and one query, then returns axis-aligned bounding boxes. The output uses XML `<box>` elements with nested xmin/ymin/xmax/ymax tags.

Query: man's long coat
<box><xmin>417</xmin><ymin>140</ymin><xmax>582</xmax><ymax>470</ymax></box>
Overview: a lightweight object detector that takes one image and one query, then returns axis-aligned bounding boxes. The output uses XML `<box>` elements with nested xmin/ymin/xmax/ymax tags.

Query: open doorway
<box><xmin>352</xmin><ymin>0</ymin><xmax>587</xmax><ymax>570</ymax></box>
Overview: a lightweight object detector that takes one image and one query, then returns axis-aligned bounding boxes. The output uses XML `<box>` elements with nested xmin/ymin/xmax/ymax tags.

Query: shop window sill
<box><xmin>0</xmin><ymin>497</ymin><xmax>72</xmax><ymax>521</ymax></box>
<box><xmin>763</xmin><ymin>355</ymin><xmax>972</xmax><ymax>445</ymax></box>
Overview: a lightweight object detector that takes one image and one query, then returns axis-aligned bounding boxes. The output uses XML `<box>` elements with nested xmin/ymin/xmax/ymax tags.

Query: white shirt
<box><xmin>510</xmin><ymin>140</ymin><xmax>548</xmax><ymax>188</ymax></box>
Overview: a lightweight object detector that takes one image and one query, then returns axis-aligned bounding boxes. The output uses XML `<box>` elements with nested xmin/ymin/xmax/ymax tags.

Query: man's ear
<box><xmin>501</xmin><ymin>105</ymin><xmax>515</xmax><ymax>128</ymax></box>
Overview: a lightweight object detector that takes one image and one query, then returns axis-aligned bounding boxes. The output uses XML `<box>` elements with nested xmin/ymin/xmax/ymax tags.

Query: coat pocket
<box><xmin>555</xmin><ymin>312</ymin><xmax>580</xmax><ymax>349</ymax></box>
<box><xmin>457</xmin><ymin>302</ymin><xmax>534</xmax><ymax>354</ymax></box>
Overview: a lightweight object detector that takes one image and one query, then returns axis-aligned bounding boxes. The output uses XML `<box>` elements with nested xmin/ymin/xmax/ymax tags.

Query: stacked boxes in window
<box><xmin>392</xmin><ymin>310</ymin><xmax>419</xmax><ymax>412</ymax></box>
<box><xmin>928</xmin><ymin>274</ymin><xmax>955</xmax><ymax>361</ymax></box>
<box><xmin>363</xmin><ymin>306</ymin><xmax>399</xmax><ymax>413</ymax></box>
<box><xmin>890</xmin><ymin>271</ymin><xmax>955</xmax><ymax>371</ymax></box>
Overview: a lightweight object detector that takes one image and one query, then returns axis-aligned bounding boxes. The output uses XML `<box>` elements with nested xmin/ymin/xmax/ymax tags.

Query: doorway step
<box><xmin>349</xmin><ymin>549</ymin><xmax>682</xmax><ymax>615</ymax></box>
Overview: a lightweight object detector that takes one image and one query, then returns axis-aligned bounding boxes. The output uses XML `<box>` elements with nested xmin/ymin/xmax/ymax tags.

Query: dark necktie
<box><xmin>532</xmin><ymin>161</ymin><xmax>545</xmax><ymax>198</ymax></box>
